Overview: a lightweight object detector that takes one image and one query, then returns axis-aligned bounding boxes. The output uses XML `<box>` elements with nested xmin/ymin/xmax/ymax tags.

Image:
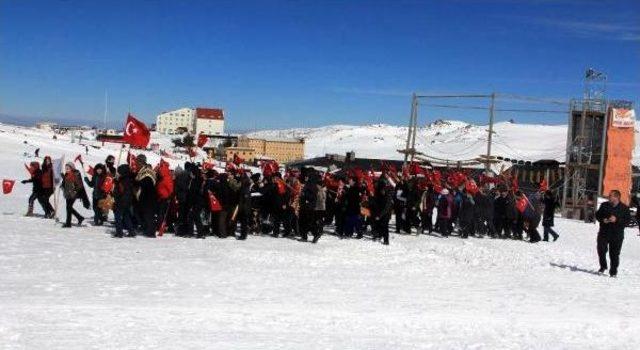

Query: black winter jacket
<box><xmin>596</xmin><ymin>201</ymin><xmax>630</xmax><ymax>238</ymax></box>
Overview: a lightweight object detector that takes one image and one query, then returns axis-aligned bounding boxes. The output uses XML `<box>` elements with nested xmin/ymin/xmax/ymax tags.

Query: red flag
<box><xmin>465</xmin><ymin>179</ymin><xmax>479</xmax><ymax>195</ymax></box>
<box><xmin>225</xmin><ymin>162</ymin><xmax>237</xmax><ymax>174</ymax></box>
<box><xmin>101</xmin><ymin>176</ymin><xmax>114</xmax><ymax>193</ymax></box>
<box><xmin>402</xmin><ymin>165</ymin><xmax>410</xmax><ymax>180</ymax></box>
<box><xmin>207</xmin><ymin>191</ymin><xmax>223</xmax><ymax>212</ymax></box>
<box><xmin>158</xmin><ymin>158</ymin><xmax>169</xmax><ymax>170</ymax></box>
<box><xmin>261</xmin><ymin>160</ymin><xmax>279</xmax><ymax>177</ymax></box>
<box><xmin>233</xmin><ymin>153</ymin><xmax>244</xmax><ymax>166</ymax></box>
<box><xmin>364</xmin><ymin>174</ymin><xmax>374</xmax><ymax>195</ymax></box>
<box><xmin>539</xmin><ymin>179</ymin><xmax>548</xmax><ymax>192</ymax></box>
<box><xmin>2</xmin><ymin>179</ymin><xmax>15</xmax><ymax>194</ymax></box>
<box><xmin>157</xmin><ymin>220</ymin><xmax>167</xmax><ymax>237</ymax></box>
<box><xmin>203</xmin><ymin>161</ymin><xmax>215</xmax><ymax>170</ymax></box>
<box><xmin>515</xmin><ymin>196</ymin><xmax>528</xmax><ymax>214</ymax></box>
<box><xmin>511</xmin><ymin>176</ymin><xmax>519</xmax><ymax>192</ymax></box>
<box><xmin>127</xmin><ymin>152</ymin><xmax>139</xmax><ymax>173</ymax></box>
<box><xmin>123</xmin><ymin>114</ymin><xmax>150</xmax><ymax>148</ymax></box>
<box><xmin>188</xmin><ymin>147</ymin><xmax>197</xmax><ymax>158</ymax></box>
<box><xmin>74</xmin><ymin>154</ymin><xmax>83</xmax><ymax>164</ymax></box>
<box><xmin>276</xmin><ymin>178</ymin><xmax>287</xmax><ymax>195</ymax></box>
<box><xmin>87</xmin><ymin>165</ymin><xmax>94</xmax><ymax>176</ymax></box>
<box><xmin>24</xmin><ymin>163</ymin><xmax>33</xmax><ymax>176</ymax></box>
<box><xmin>408</xmin><ymin>161</ymin><xmax>423</xmax><ymax>176</ymax></box>
<box><xmin>197</xmin><ymin>133</ymin><xmax>208</xmax><ymax>148</ymax></box>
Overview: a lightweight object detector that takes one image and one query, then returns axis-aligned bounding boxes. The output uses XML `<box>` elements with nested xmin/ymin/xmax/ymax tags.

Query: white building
<box><xmin>156</xmin><ymin>107</ymin><xmax>195</xmax><ymax>135</ymax></box>
<box><xmin>35</xmin><ymin>121</ymin><xmax>58</xmax><ymax>131</ymax></box>
<box><xmin>156</xmin><ymin>107</ymin><xmax>225</xmax><ymax>135</ymax></box>
<box><xmin>194</xmin><ymin>108</ymin><xmax>224</xmax><ymax>135</ymax></box>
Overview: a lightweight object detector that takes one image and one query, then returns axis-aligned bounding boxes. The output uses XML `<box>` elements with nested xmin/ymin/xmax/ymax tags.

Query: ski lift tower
<box><xmin>562</xmin><ymin>68</ymin><xmax>608</xmax><ymax>220</ymax></box>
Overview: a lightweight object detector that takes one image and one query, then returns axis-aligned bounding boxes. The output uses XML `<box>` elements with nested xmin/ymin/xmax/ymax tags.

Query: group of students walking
<box><xmin>20</xmin><ymin>151</ymin><xmax>634</xmax><ymax>277</ymax></box>
<box><xmin>21</xmin><ymin>153</ymin><xmax>564</xmax><ymax>245</ymax></box>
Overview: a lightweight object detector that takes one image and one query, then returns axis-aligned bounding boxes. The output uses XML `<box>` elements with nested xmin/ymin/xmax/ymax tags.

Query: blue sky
<box><xmin>1</xmin><ymin>0</ymin><xmax>638</xmax><ymax>130</ymax></box>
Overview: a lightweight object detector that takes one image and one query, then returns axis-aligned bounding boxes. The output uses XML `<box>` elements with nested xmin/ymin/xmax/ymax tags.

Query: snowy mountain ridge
<box><xmin>247</xmin><ymin>120</ymin><xmax>587</xmax><ymax>164</ymax></box>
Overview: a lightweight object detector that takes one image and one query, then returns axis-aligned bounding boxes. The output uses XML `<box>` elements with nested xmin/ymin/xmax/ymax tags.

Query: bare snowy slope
<box><xmin>248</xmin><ymin>120</ymin><xmax>640</xmax><ymax>165</ymax></box>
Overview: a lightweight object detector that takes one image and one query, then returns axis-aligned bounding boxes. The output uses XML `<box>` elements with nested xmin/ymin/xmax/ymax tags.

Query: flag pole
<box><xmin>53</xmin><ymin>186</ymin><xmax>60</xmax><ymax>223</ymax></box>
<box><xmin>117</xmin><ymin>144</ymin><xmax>127</xmax><ymax>167</ymax></box>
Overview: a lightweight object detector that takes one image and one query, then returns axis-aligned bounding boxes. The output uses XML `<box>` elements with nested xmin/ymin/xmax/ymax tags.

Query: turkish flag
<box><xmin>539</xmin><ymin>179</ymin><xmax>548</xmax><ymax>192</ymax></box>
<box><xmin>123</xmin><ymin>114</ymin><xmax>150</xmax><ymax>148</ymax></box>
<box><xmin>515</xmin><ymin>197</ymin><xmax>528</xmax><ymax>214</ymax></box>
<box><xmin>233</xmin><ymin>153</ymin><xmax>244</xmax><ymax>166</ymax></box>
<box><xmin>465</xmin><ymin>179</ymin><xmax>479</xmax><ymax>195</ymax></box>
<box><xmin>197</xmin><ymin>133</ymin><xmax>208</xmax><ymax>148</ymax></box>
<box><xmin>127</xmin><ymin>152</ymin><xmax>139</xmax><ymax>173</ymax></box>
<box><xmin>101</xmin><ymin>176</ymin><xmax>114</xmax><ymax>193</ymax></box>
<box><xmin>207</xmin><ymin>191</ymin><xmax>223</xmax><ymax>212</ymax></box>
<box><xmin>3</xmin><ymin>179</ymin><xmax>15</xmax><ymax>194</ymax></box>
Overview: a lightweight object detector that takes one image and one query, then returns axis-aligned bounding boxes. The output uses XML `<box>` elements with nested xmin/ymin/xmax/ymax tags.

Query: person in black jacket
<box><xmin>267</xmin><ymin>174</ymin><xmax>291</xmax><ymax>238</ymax></box>
<box><xmin>630</xmin><ymin>192</ymin><xmax>640</xmax><ymax>236</ymax></box>
<box><xmin>373</xmin><ymin>178</ymin><xmax>393</xmax><ymax>245</ymax></box>
<box><xmin>494</xmin><ymin>187</ymin><xmax>516</xmax><ymax>239</ymax></box>
<box><xmin>542</xmin><ymin>190</ymin><xmax>559</xmax><ymax>241</ymax></box>
<box><xmin>515</xmin><ymin>191</ymin><xmax>542</xmax><ymax>243</ymax></box>
<box><xmin>298</xmin><ymin>175</ymin><xmax>318</xmax><ymax>242</ymax></box>
<box><xmin>174</xmin><ymin>164</ymin><xmax>192</xmax><ymax>237</ymax></box>
<box><xmin>22</xmin><ymin>161</ymin><xmax>43</xmax><ymax>217</ymax></box>
<box><xmin>234</xmin><ymin>171</ymin><xmax>253</xmax><ymax>240</ymax></box>
<box><xmin>84</xmin><ymin>163</ymin><xmax>107</xmax><ymax>226</ymax></box>
<box><xmin>187</xmin><ymin>165</ymin><xmax>206</xmax><ymax>239</ymax></box>
<box><xmin>113</xmin><ymin>164</ymin><xmax>135</xmax><ymax>237</ymax></box>
<box><xmin>61</xmin><ymin>162</ymin><xmax>86</xmax><ymax>228</ymax></box>
<box><xmin>595</xmin><ymin>190</ymin><xmax>631</xmax><ymax>277</ymax></box>
<box><xmin>104</xmin><ymin>155</ymin><xmax>116</xmax><ymax>177</ymax></box>
<box><xmin>343</xmin><ymin>177</ymin><xmax>363</xmax><ymax>238</ymax></box>
<box><xmin>213</xmin><ymin>172</ymin><xmax>239</xmax><ymax>238</ymax></box>
<box><xmin>134</xmin><ymin>154</ymin><xmax>157</xmax><ymax>238</ymax></box>
<box><xmin>474</xmin><ymin>187</ymin><xmax>495</xmax><ymax>238</ymax></box>
<box><xmin>458</xmin><ymin>192</ymin><xmax>475</xmax><ymax>239</ymax></box>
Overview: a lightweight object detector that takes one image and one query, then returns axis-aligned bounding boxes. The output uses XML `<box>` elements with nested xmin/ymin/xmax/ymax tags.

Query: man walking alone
<box><xmin>595</xmin><ymin>190</ymin><xmax>630</xmax><ymax>277</ymax></box>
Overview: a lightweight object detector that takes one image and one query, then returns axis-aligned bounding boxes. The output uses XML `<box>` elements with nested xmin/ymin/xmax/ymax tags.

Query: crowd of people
<box><xmin>21</xmin><ymin>152</ymin><xmax>567</xmax><ymax>246</ymax></box>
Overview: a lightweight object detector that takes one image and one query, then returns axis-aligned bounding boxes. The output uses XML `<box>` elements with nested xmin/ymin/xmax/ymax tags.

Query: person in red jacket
<box><xmin>155</xmin><ymin>160</ymin><xmax>174</xmax><ymax>233</ymax></box>
<box><xmin>40</xmin><ymin>156</ymin><xmax>55</xmax><ymax>218</ymax></box>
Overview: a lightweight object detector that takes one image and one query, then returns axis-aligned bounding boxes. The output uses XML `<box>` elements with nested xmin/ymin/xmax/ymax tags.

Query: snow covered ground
<box><xmin>1</xmin><ymin>122</ymin><xmax>640</xmax><ymax>349</ymax></box>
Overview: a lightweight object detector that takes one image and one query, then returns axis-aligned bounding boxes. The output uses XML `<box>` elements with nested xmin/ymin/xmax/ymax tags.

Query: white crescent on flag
<box><xmin>125</xmin><ymin>121</ymin><xmax>138</xmax><ymax>136</ymax></box>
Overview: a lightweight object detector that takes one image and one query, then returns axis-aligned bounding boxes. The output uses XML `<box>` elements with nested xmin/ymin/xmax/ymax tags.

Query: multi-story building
<box><xmin>224</xmin><ymin>147</ymin><xmax>256</xmax><ymax>163</ymax></box>
<box><xmin>156</xmin><ymin>107</ymin><xmax>196</xmax><ymax>135</ymax></box>
<box><xmin>237</xmin><ymin>136</ymin><xmax>304</xmax><ymax>164</ymax></box>
<box><xmin>156</xmin><ymin>107</ymin><xmax>225</xmax><ymax>135</ymax></box>
<box><xmin>194</xmin><ymin>108</ymin><xmax>224</xmax><ymax>135</ymax></box>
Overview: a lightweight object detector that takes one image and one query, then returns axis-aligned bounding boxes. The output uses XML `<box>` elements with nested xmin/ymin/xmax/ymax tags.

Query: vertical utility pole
<box><xmin>561</xmin><ymin>101</ymin><xmax>573</xmax><ymax>215</ymax></box>
<box><xmin>103</xmin><ymin>90</ymin><xmax>108</xmax><ymax>131</ymax></box>
<box><xmin>403</xmin><ymin>93</ymin><xmax>417</xmax><ymax>167</ymax></box>
<box><xmin>485</xmin><ymin>92</ymin><xmax>496</xmax><ymax>171</ymax></box>
<box><xmin>410</xmin><ymin>95</ymin><xmax>419</xmax><ymax>163</ymax></box>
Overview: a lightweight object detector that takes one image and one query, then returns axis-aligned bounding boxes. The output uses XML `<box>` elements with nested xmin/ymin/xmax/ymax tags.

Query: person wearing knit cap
<box><xmin>61</xmin><ymin>162</ymin><xmax>86</xmax><ymax>228</ymax></box>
